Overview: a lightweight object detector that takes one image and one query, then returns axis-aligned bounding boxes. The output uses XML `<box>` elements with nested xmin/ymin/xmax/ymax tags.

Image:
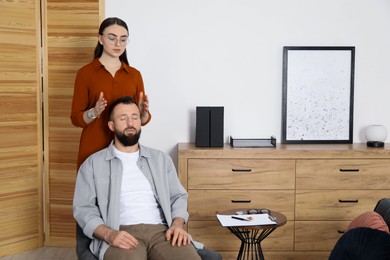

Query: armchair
<box><xmin>329</xmin><ymin>198</ymin><xmax>390</xmax><ymax>259</ymax></box>
<box><xmin>373</xmin><ymin>198</ymin><xmax>390</xmax><ymax>227</ymax></box>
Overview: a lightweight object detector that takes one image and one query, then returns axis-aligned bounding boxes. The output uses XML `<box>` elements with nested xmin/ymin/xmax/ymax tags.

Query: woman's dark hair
<box><xmin>93</xmin><ymin>17</ymin><xmax>129</xmax><ymax>65</ymax></box>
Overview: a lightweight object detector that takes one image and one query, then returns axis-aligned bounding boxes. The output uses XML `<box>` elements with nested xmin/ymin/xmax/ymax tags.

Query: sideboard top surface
<box><xmin>178</xmin><ymin>143</ymin><xmax>390</xmax><ymax>159</ymax></box>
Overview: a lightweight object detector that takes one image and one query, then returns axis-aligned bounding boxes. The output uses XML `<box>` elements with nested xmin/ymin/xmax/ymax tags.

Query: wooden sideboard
<box><xmin>178</xmin><ymin>143</ymin><xmax>390</xmax><ymax>260</ymax></box>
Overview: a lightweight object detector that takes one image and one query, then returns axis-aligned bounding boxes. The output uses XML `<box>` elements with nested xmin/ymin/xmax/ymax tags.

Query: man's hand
<box><xmin>94</xmin><ymin>224</ymin><xmax>138</xmax><ymax>249</ymax></box>
<box><xmin>166</xmin><ymin>218</ymin><xmax>191</xmax><ymax>247</ymax></box>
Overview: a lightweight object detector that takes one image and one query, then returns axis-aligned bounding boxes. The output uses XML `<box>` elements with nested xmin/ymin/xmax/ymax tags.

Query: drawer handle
<box><xmin>339</xmin><ymin>169</ymin><xmax>360</xmax><ymax>172</ymax></box>
<box><xmin>231</xmin><ymin>200</ymin><xmax>251</xmax><ymax>203</ymax></box>
<box><xmin>338</xmin><ymin>199</ymin><xmax>359</xmax><ymax>203</ymax></box>
<box><xmin>232</xmin><ymin>169</ymin><xmax>252</xmax><ymax>172</ymax></box>
<box><xmin>338</xmin><ymin>230</ymin><xmax>345</xmax><ymax>234</ymax></box>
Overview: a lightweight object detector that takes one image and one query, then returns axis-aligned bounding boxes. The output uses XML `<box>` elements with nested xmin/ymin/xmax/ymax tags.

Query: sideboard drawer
<box><xmin>188</xmin><ymin>190</ymin><xmax>294</xmax><ymax>220</ymax></box>
<box><xmin>295</xmin><ymin>221</ymin><xmax>348</xmax><ymax>251</ymax></box>
<box><xmin>188</xmin><ymin>159</ymin><xmax>295</xmax><ymax>189</ymax></box>
<box><xmin>296</xmin><ymin>159</ymin><xmax>390</xmax><ymax>189</ymax></box>
<box><xmin>295</xmin><ymin>190</ymin><xmax>389</xmax><ymax>220</ymax></box>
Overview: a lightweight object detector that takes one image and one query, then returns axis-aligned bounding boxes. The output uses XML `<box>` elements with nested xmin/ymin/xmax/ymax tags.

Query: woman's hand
<box><xmin>138</xmin><ymin>92</ymin><xmax>149</xmax><ymax>123</ymax></box>
<box><xmin>93</xmin><ymin>92</ymin><xmax>107</xmax><ymax>118</ymax></box>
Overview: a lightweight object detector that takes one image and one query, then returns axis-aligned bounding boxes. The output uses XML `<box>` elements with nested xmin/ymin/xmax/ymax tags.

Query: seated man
<box><xmin>73</xmin><ymin>96</ymin><xmax>202</xmax><ymax>260</ymax></box>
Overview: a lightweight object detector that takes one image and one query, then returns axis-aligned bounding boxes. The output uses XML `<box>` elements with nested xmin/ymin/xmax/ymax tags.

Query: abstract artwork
<box><xmin>282</xmin><ymin>46</ymin><xmax>355</xmax><ymax>144</ymax></box>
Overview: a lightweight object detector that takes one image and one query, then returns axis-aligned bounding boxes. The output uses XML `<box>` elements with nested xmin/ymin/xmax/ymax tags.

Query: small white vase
<box><xmin>365</xmin><ymin>125</ymin><xmax>387</xmax><ymax>147</ymax></box>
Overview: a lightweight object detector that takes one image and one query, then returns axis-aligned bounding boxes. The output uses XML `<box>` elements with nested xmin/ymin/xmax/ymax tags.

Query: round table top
<box><xmin>218</xmin><ymin>208</ymin><xmax>287</xmax><ymax>228</ymax></box>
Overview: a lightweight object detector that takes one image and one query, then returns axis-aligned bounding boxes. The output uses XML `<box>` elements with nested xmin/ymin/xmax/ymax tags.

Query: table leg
<box><xmin>228</xmin><ymin>227</ymin><xmax>276</xmax><ymax>260</ymax></box>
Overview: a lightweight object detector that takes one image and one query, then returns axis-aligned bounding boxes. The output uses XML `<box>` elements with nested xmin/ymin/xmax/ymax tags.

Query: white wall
<box><xmin>106</xmin><ymin>0</ymin><xmax>390</xmax><ymax>161</ymax></box>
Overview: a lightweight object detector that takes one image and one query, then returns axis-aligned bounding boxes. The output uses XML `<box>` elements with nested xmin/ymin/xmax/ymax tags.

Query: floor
<box><xmin>0</xmin><ymin>247</ymin><xmax>77</xmax><ymax>260</ymax></box>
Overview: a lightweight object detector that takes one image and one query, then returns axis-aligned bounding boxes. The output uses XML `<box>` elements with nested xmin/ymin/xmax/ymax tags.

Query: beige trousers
<box><xmin>104</xmin><ymin>224</ymin><xmax>201</xmax><ymax>260</ymax></box>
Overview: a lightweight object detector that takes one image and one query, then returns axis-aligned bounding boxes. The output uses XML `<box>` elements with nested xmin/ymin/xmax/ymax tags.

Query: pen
<box><xmin>231</xmin><ymin>216</ymin><xmax>249</xmax><ymax>221</ymax></box>
<box><xmin>269</xmin><ymin>215</ymin><xmax>277</xmax><ymax>222</ymax></box>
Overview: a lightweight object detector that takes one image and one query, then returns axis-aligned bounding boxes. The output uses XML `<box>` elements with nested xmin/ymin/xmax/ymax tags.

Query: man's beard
<box><xmin>115</xmin><ymin>127</ymin><xmax>141</xmax><ymax>147</ymax></box>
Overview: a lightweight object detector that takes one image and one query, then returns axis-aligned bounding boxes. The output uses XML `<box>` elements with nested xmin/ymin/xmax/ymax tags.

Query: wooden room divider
<box><xmin>0</xmin><ymin>0</ymin><xmax>43</xmax><ymax>256</ymax></box>
<box><xmin>42</xmin><ymin>0</ymin><xmax>102</xmax><ymax>247</ymax></box>
<box><xmin>0</xmin><ymin>0</ymin><xmax>103</xmax><ymax>256</ymax></box>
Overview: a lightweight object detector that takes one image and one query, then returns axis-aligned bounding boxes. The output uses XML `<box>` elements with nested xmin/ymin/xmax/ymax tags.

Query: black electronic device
<box><xmin>195</xmin><ymin>106</ymin><xmax>224</xmax><ymax>147</ymax></box>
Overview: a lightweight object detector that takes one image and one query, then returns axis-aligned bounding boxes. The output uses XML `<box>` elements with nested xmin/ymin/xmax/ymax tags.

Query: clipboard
<box><xmin>216</xmin><ymin>214</ymin><xmax>277</xmax><ymax>227</ymax></box>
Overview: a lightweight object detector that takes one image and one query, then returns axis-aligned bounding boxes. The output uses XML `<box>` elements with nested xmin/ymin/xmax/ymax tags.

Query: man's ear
<box><xmin>108</xmin><ymin>121</ymin><xmax>114</xmax><ymax>132</ymax></box>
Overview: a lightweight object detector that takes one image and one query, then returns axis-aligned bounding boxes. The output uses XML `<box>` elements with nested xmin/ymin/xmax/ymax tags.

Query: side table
<box><xmin>217</xmin><ymin>208</ymin><xmax>287</xmax><ymax>260</ymax></box>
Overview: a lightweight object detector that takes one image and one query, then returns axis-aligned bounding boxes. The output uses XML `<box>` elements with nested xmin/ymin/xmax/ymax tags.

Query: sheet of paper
<box><xmin>216</xmin><ymin>214</ymin><xmax>277</xmax><ymax>227</ymax></box>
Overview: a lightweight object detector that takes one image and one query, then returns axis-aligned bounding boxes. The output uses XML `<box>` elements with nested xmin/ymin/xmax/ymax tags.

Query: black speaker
<box><xmin>196</xmin><ymin>107</ymin><xmax>224</xmax><ymax>147</ymax></box>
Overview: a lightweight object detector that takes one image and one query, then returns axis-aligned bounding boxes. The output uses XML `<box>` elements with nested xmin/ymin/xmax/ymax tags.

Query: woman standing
<box><xmin>70</xmin><ymin>17</ymin><xmax>151</xmax><ymax>169</ymax></box>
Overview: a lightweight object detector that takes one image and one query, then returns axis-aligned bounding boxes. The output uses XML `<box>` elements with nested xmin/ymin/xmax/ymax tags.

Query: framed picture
<box><xmin>281</xmin><ymin>46</ymin><xmax>355</xmax><ymax>144</ymax></box>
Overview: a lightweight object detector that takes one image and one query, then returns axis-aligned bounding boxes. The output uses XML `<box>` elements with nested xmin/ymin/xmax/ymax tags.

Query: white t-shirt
<box><xmin>114</xmin><ymin>147</ymin><xmax>165</xmax><ymax>225</ymax></box>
